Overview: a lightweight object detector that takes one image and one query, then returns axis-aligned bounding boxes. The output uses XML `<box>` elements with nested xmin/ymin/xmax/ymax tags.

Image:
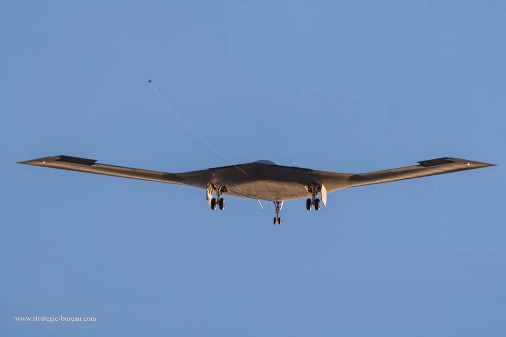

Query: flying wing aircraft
<box><xmin>19</xmin><ymin>155</ymin><xmax>494</xmax><ymax>224</ymax></box>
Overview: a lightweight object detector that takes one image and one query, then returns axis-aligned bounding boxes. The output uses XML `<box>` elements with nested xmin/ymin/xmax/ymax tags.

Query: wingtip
<box><xmin>473</xmin><ymin>160</ymin><xmax>496</xmax><ymax>168</ymax></box>
<box><xmin>17</xmin><ymin>156</ymin><xmax>59</xmax><ymax>166</ymax></box>
<box><xmin>18</xmin><ymin>159</ymin><xmax>37</xmax><ymax>165</ymax></box>
<box><xmin>18</xmin><ymin>155</ymin><xmax>99</xmax><ymax>167</ymax></box>
<box><xmin>449</xmin><ymin>158</ymin><xmax>496</xmax><ymax>168</ymax></box>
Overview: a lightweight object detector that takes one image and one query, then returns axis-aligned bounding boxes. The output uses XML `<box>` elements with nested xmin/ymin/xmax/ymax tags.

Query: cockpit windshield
<box><xmin>254</xmin><ymin>160</ymin><xmax>276</xmax><ymax>165</ymax></box>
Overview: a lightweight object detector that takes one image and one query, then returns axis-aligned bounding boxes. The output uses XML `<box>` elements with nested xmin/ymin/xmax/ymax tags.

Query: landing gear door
<box><xmin>321</xmin><ymin>184</ymin><xmax>327</xmax><ymax>206</ymax></box>
<box><xmin>206</xmin><ymin>185</ymin><xmax>213</xmax><ymax>205</ymax></box>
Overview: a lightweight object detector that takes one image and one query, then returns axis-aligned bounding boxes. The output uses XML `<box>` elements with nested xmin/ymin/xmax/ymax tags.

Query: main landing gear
<box><xmin>210</xmin><ymin>197</ymin><xmax>225</xmax><ymax>210</ymax></box>
<box><xmin>273</xmin><ymin>201</ymin><xmax>283</xmax><ymax>225</ymax></box>
<box><xmin>207</xmin><ymin>183</ymin><xmax>226</xmax><ymax>211</ymax></box>
<box><xmin>306</xmin><ymin>184</ymin><xmax>324</xmax><ymax>211</ymax></box>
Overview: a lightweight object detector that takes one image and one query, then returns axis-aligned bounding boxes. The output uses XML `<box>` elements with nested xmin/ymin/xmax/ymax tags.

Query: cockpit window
<box><xmin>254</xmin><ymin>160</ymin><xmax>276</xmax><ymax>165</ymax></box>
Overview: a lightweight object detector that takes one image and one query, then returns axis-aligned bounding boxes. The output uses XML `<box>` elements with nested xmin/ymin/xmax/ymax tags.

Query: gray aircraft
<box><xmin>19</xmin><ymin>155</ymin><xmax>494</xmax><ymax>224</ymax></box>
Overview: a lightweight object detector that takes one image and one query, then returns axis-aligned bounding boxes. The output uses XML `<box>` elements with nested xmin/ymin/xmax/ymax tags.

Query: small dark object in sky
<box><xmin>148</xmin><ymin>80</ymin><xmax>152</xmax><ymax>83</ymax></box>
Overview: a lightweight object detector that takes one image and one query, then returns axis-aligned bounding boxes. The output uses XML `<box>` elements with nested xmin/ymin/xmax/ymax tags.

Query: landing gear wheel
<box><xmin>277</xmin><ymin>217</ymin><xmax>282</xmax><ymax>224</ymax></box>
<box><xmin>273</xmin><ymin>217</ymin><xmax>277</xmax><ymax>224</ymax></box>
<box><xmin>218</xmin><ymin>198</ymin><xmax>225</xmax><ymax>210</ymax></box>
<box><xmin>306</xmin><ymin>198</ymin><xmax>312</xmax><ymax>210</ymax></box>
<box><xmin>210</xmin><ymin>198</ymin><xmax>217</xmax><ymax>210</ymax></box>
<box><xmin>314</xmin><ymin>198</ymin><xmax>321</xmax><ymax>211</ymax></box>
<box><xmin>273</xmin><ymin>217</ymin><xmax>281</xmax><ymax>224</ymax></box>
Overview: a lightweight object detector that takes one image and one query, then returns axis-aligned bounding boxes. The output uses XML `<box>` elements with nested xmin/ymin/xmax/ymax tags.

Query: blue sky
<box><xmin>1</xmin><ymin>1</ymin><xmax>504</xmax><ymax>336</ymax></box>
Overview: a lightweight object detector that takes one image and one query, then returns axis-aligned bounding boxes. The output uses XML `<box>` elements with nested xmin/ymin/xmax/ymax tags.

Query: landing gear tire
<box><xmin>306</xmin><ymin>198</ymin><xmax>312</xmax><ymax>210</ymax></box>
<box><xmin>210</xmin><ymin>198</ymin><xmax>217</xmax><ymax>210</ymax></box>
<box><xmin>314</xmin><ymin>198</ymin><xmax>321</xmax><ymax>211</ymax></box>
<box><xmin>273</xmin><ymin>217</ymin><xmax>281</xmax><ymax>224</ymax></box>
<box><xmin>218</xmin><ymin>198</ymin><xmax>225</xmax><ymax>210</ymax></box>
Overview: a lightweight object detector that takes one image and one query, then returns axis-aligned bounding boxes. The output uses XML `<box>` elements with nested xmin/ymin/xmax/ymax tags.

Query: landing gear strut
<box><xmin>306</xmin><ymin>184</ymin><xmax>324</xmax><ymax>211</ymax></box>
<box><xmin>207</xmin><ymin>183</ymin><xmax>226</xmax><ymax>211</ymax></box>
<box><xmin>273</xmin><ymin>201</ymin><xmax>283</xmax><ymax>225</ymax></box>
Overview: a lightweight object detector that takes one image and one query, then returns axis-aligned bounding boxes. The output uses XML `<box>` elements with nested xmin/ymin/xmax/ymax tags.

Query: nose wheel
<box><xmin>273</xmin><ymin>201</ymin><xmax>283</xmax><ymax>225</ymax></box>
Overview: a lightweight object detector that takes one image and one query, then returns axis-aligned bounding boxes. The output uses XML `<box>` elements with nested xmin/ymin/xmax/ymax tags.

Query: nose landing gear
<box><xmin>273</xmin><ymin>201</ymin><xmax>283</xmax><ymax>225</ymax></box>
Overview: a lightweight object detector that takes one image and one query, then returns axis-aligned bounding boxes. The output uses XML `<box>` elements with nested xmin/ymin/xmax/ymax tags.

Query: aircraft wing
<box><xmin>18</xmin><ymin>155</ymin><xmax>185</xmax><ymax>185</ymax></box>
<box><xmin>19</xmin><ymin>155</ymin><xmax>494</xmax><ymax>202</ymax></box>
<box><xmin>347</xmin><ymin>157</ymin><xmax>495</xmax><ymax>188</ymax></box>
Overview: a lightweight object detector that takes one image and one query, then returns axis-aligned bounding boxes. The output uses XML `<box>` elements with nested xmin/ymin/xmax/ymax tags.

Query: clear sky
<box><xmin>1</xmin><ymin>1</ymin><xmax>504</xmax><ymax>336</ymax></box>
